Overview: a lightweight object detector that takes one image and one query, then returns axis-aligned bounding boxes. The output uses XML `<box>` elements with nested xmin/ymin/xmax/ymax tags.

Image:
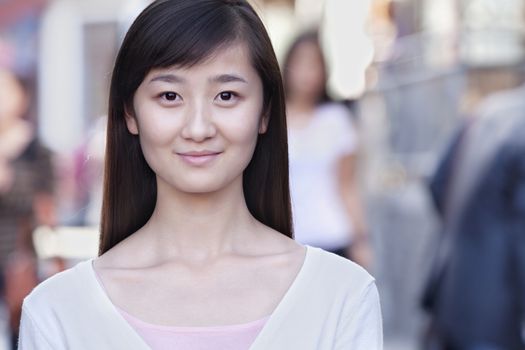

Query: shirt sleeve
<box><xmin>18</xmin><ymin>304</ymin><xmax>57</xmax><ymax>350</ymax></box>
<box><xmin>334</xmin><ymin>282</ymin><xmax>383</xmax><ymax>350</ymax></box>
<box><xmin>319</xmin><ymin>104</ymin><xmax>358</xmax><ymax>156</ymax></box>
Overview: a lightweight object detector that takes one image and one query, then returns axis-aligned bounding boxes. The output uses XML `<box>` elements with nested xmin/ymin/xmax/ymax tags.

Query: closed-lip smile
<box><xmin>177</xmin><ymin>150</ymin><xmax>222</xmax><ymax>156</ymax></box>
<box><xmin>176</xmin><ymin>150</ymin><xmax>222</xmax><ymax>166</ymax></box>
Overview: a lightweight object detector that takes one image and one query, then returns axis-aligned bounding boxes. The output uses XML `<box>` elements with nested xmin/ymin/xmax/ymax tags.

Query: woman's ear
<box><xmin>124</xmin><ymin>105</ymin><xmax>139</xmax><ymax>135</ymax></box>
<box><xmin>258</xmin><ymin>110</ymin><xmax>269</xmax><ymax>134</ymax></box>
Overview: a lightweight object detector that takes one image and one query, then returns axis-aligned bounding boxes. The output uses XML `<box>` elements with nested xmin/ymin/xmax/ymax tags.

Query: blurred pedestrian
<box><xmin>0</xmin><ymin>68</ymin><xmax>55</xmax><ymax>349</ymax></box>
<box><xmin>283</xmin><ymin>31</ymin><xmax>372</xmax><ymax>268</ymax></box>
<box><xmin>18</xmin><ymin>1</ymin><xmax>382</xmax><ymax>349</ymax></box>
<box><xmin>422</xmin><ymin>83</ymin><xmax>525</xmax><ymax>350</ymax></box>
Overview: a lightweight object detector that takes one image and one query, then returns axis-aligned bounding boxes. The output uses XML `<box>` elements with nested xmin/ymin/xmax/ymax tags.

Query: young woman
<box><xmin>18</xmin><ymin>1</ymin><xmax>382</xmax><ymax>349</ymax></box>
<box><xmin>283</xmin><ymin>31</ymin><xmax>373</xmax><ymax>268</ymax></box>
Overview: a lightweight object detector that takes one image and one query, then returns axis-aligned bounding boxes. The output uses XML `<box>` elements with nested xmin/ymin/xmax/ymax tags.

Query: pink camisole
<box><xmin>117</xmin><ymin>306</ymin><xmax>268</xmax><ymax>350</ymax></box>
<box><xmin>93</xmin><ymin>267</ymin><xmax>268</xmax><ymax>350</ymax></box>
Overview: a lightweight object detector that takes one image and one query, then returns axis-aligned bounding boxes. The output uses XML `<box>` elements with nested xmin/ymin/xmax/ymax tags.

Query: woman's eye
<box><xmin>163</xmin><ymin>92</ymin><xmax>179</xmax><ymax>101</ymax></box>
<box><xmin>217</xmin><ymin>91</ymin><xmax>235</xmax><ymax>102</ymax></box>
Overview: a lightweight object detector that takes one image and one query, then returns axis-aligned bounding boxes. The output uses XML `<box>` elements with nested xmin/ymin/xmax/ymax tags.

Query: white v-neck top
<box><xmin>18</xmin><ymin>246</ymin><xmax>382</xmax><ymax>349</ymax></box>
<box><xmin>92</xmin><ymin>264</ymin><xmax>269</xmax><ymax>349</ymax></box>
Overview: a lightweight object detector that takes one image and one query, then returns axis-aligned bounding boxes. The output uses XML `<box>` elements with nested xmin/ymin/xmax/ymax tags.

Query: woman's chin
<box><xmin>159</xmin><ymin>176</ymin><xmax>235</xmax><ymax>196</ymax></box>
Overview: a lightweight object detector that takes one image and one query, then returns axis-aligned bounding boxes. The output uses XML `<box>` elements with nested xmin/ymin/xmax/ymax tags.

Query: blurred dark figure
<box><xmin>0</xmin><ymin>68</ymin><xmax>55</xmax><ymax>349</ymax></box>
<box><xmin>422</xmin><ymin>84</ymin><xmax>525</xmax><ymax>350</ymax></box>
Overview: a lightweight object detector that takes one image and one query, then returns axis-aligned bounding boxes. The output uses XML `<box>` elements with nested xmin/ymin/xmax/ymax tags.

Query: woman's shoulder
<box><xmin>314</xmin><ymin>103</ymin><xmax>357</xmax><ymax>132</ymax></box>
<box><xmin>316</xmin><ymin>102</ymin><xmax>353</xmax><ymax>119</ymax></box>
<box><xmin>24</xmin><ymin>259</ymin><xmax>94</xmax><ymax>311</ymax></box>
<box><xmin>305</xmin><ymin>246</ymin><xmax>375</xmax><ymax>293</ymax></box>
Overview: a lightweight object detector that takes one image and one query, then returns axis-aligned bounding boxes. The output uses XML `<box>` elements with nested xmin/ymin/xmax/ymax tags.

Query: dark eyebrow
<box><xmin>148</xmin><ymin>73</ymin><xmax>247</xmax><ymax>84</ymax></box>
<box><xmin>209</xmin><ymin>74</ymin><xmax>247</xmax><ymax>84</ymax></box>
<box><xmin>149</xmin><ymin>74</ymin><xmax>186</xmax><ymax>84</ymax></box>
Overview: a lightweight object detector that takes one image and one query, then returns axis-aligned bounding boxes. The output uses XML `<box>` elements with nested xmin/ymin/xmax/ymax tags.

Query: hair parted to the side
<box><xmin>99</xmin><ymin>0</ymin><xmax>292</xmax><ymax>255</ymax></box>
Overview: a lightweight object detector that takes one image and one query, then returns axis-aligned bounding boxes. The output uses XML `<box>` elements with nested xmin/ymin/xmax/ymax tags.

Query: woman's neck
<box><xmin>139</xmin><ymin>177</ymin><xmax>258</xmax><ymax>262</ymax></box>
<box><xmin>286</xmin><ymin>96</ymin><xmax>316</xmax><ymax>114</ymax></box>
<box><xmin>286</xmin><ymin>99</ymin><xmax>318</xmax><ymax>129</ymax></box>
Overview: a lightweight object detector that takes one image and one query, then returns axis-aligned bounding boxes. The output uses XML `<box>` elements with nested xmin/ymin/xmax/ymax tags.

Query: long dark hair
<box><xmin>99</xmin><ymin>0</ymin><xmax>292</xmax><ymax>255</ymax></box>
<box><xmin>282</xmin><ymin>30</ymin><xmax>330</xmax><ymax>104</ymax></box>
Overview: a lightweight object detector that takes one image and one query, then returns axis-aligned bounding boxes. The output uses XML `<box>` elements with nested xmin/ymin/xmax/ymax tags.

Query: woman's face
<box><xmin>286</xmin><ymin>40</ymin><xmax>325</xmax><ymax>101</ymax></box>
<box><xmin>126</xmin><ymin>43</ymin><xmax>266</xmax><ymax>194</ymax></box>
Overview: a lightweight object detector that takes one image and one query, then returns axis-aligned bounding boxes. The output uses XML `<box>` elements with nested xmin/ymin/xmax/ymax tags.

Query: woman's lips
<box><xmin>176</xmin><ymin>151</ymin><xmax>222</xmax><ymax>166</ymax></box>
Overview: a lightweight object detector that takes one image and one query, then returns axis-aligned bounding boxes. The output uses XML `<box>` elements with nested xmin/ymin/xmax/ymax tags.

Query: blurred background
<box><xmin>1</xmin><ymin>0</ymin><xmax>525</xmax><ymax>349</ymax></box>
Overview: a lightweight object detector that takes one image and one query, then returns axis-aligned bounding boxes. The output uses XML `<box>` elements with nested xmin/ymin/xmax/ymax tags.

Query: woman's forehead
<box><xmin>145</xmin><ymin>43</ymin><xmax>257</xmax><ymax>81</ymax></box>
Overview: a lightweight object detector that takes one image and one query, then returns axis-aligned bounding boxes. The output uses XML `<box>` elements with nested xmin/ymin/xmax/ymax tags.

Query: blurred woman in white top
<box><xmin>283</xmin><ymin>31</ymin><xmax>372</xmax><ymax>268</ymax></box>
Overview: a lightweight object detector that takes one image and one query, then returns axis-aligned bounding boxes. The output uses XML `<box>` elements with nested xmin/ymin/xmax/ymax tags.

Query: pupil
<box><xmin>166</xmin><ymin>92</ymin><xmax>176</xmax><ymax>100</ymax></box>
<box><xmin>221</xmin><ymin>92</ymin><xmax>231</xmax><ymax>100</ymax></box>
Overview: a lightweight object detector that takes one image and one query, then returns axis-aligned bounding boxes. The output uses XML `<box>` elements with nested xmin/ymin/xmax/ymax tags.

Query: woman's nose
<box><xmin>180</xmin><ymin>103</ymin><xmax>217</xmax><ymax>142</ymax></box>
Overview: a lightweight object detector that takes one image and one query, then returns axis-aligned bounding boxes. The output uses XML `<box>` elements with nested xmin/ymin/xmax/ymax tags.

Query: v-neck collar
<box><xmin>80</xmin><ymin>260</ymin><xmax>152</xmax><ymax>349</ymax></box>
<box><xmin>80</xmin><ymin>245</ymin><xmax>316</xmax><ymax>349</ymax></box>
<box><xmin>249</xmin><ymin>245</ymin><xmax>316</xmax><ymax>349</ymax></box>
